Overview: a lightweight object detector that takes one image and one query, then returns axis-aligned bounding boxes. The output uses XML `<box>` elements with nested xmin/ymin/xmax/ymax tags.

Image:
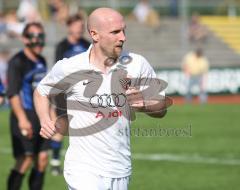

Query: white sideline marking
<box><xmin>1</xmin><ymin>148</ymin><xmax>240</xmax><ymax>166</ymax></box>
<box><xmin>132</xmin><ymin>153</ymin><xmax>240</xmax><ymax>166</ymax></box>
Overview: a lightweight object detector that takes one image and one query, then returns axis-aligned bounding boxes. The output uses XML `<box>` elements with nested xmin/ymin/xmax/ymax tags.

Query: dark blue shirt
<box><xmin>55</xmin><ymin>38</ymin><xmax>90</xmax><ymax>61</ymax></box>
<box><xmin>7</xmin><ymin>51</ymin><xmax>47</xmax><ymax>110</ymax></box>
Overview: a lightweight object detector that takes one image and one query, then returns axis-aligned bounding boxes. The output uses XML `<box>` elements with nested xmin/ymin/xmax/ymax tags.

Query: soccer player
<box><xmin>7</xmin><ymin>22</ymin><xmax>49</xmax><ymax>190</ymax></box>
<box><xmin>50</xmin><ymin>13</ymin><xmax>90</xmax><ymax>175</ymax></box>
<box><xmin>34</xmin><ymin>8</ymin><xmax>168</xmax><ymax>190</ymax></box>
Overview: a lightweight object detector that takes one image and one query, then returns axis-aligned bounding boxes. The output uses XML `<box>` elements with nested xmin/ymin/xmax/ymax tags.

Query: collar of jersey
<box><xmin>85</xmin><ymin>45</ymin><xmax>126</xmax><ymax>74</ymax></box>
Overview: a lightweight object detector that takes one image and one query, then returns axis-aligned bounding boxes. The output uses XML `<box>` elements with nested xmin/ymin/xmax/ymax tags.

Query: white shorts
<box><xmin>64</xmin><ymin>170</ymin><xmax>130</xmax><ymax>190</ymax></box>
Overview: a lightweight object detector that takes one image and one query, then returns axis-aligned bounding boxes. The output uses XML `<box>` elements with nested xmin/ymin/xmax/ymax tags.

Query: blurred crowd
<box><xmin>0</xmin><ymin>0</ymin><xmax>212</xmax><ymax>106</ymax></box>
<box><xmin>0</xmin><ymin>0</ymin><xmax>88</xmax><ymax>90</ymax></box>
<box><xmin>0</xmin><ymin>0</ymin><xmax>211</xmax><ymax>104</ymax></box>
<box><xmin>0</xmin><ymin>0</ymin><xmax>84</xmax><ymax>42</ymax></box>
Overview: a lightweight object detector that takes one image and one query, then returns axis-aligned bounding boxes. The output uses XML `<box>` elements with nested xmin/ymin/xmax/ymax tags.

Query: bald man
<box><xmin>34</xmin><ymin>8</ymin><xmax>168</xmax><ymax>190</ymax></box>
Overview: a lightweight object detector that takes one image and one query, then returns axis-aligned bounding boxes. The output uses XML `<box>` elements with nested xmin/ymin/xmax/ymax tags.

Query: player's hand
<box><xmin>40</xmin><ymin>119</ymin><xmax>56</xmax><ymax>139</ymax></box>
<box><xmin>126</xmin><ymin>87</ymin><xmax>168</xmax><ymax>113</ymax></box>
<box><xmin>19</xmin><ymin>118</ymin><xmax>33</xmax><ymax>139</ymax></box>
<box><xmin>0</xmin><ymin>96</ymin><xmax>4</xmax><ymax>105</ymax></box>
<box><xmin>126</xmin><ymin>88</ymin><xmax>145</xmax><ymax>110</ymax></box>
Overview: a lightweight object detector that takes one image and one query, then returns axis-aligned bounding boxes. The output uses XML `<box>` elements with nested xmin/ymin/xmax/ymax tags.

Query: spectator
<box><xmin>48</xmin><ymin>0</ymin><xmax>69</xmax><ymax>24</ymax></box>
<box><xmin>5</xmin><ymin>10</ymin><xmax>25</xmax><ymax>39</ymax></box>
<box><xmin>132</xmin><ymin>0</ymin><xmax>160</xmax><ymax>29</ymax></box>
<box><xmin>182</xmin><ymin>48</ymin><xmax>209</xmax><ymax>104</ymax></box>
<box><xmin>188</xmin><ymin>13</ymin><xmax>208</xmax><ymax>45</ymax></box>
<box><xmin>17</xmin><ymin>0</ymin><xmax>42</xmax><ymax>22</ymax></box>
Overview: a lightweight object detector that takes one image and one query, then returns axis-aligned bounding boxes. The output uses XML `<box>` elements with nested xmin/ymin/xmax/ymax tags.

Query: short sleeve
<box><xmin>7</xmin><ymin>58</ymin><xmax>23</xmax><ymax>98</ymax></box>
<box><xmin>36</xmin><ymin>59</ymin><xmax>68</xmax><ymax>97</ymax></box>
<box><xmin>55</xmin><ymin>41</ymin><xmax>66</xmax><ymax>62</ymax></box>
<box><xmin>139</xmin><ymin>55</ymin><xmax>165</xmax><ymax>97</ymax></box>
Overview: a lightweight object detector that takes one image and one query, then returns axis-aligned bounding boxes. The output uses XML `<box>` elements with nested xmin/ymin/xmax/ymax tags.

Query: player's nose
<box><xmin>119</xmin><ymin>30</ymin><xmax>126</xmax><ymax>42</ymax></box>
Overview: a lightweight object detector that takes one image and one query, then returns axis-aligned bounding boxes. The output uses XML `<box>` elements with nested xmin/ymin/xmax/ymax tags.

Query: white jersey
<box><xmin>37</xmin><ymin>46</ymin><xmax>159</xmax><ymax>178</ymax></box>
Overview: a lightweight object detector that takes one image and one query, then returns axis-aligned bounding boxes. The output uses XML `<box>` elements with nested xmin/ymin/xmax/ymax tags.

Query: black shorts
<box><xmin>10</xmin><ymin>110</ymin><xmax>50</xmax><ymax>158</ymax></box>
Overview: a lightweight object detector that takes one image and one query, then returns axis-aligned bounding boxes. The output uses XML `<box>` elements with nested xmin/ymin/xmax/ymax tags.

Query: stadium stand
<box><xmin>200</xmin><ymin>16</ymin><xmax>240</xmax><ymax>54</ymax></box>
<box><xmin>2</xmin><ymin>16</ymin><xmax>240</xmax><ymax>70</ymax></box>
<box><xmin>125</xmin><ymin>18</ymin><xmax>240</xmax><ymax>69</ymax></box>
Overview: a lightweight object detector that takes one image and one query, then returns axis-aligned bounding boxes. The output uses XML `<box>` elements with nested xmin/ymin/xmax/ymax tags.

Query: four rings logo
<box><xmin>89</xmin><ymin>93</ymin><xmax>127</xmax><ymax>108</ymax></box>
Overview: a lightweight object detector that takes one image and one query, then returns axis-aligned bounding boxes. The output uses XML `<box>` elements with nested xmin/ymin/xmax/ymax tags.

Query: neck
<box><xmin>24</xmin><ymin>48</ymin><xmax>38</xmax><ymax>62</ymax></box>
<box><xmin>89</xmin><ymin>46</ymin><xmax>112</xmax><ymax>74</ymax></box>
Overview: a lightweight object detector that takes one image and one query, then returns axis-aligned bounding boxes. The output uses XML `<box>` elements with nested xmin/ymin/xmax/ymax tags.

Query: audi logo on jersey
<box><xmin>89</xmin><ymin>93</ymin><xmax>127</xmax><ymax>108</ymax></box>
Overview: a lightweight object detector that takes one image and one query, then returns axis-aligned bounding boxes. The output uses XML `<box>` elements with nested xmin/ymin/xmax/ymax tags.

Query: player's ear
<box><xmin>89</xmin><ymin>29</ymin><xmax>99</xmax><ymax>43</ymax></box>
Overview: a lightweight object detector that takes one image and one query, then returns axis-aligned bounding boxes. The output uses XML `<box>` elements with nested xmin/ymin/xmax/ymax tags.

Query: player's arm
<box><xmin>9</xmin><ymin>96</ymin><xmax>34</xmax><ymax>139</ymax></box>
<box><xmin>0</xmin><ymin>79</ymin><xmax>5</xmax><ymax>105</ymax></box>
<box><xmin>34</xmin><ymin>89</ymin><xmax>56</xmax><ymax>139</ymax></box>
<box><xmin>55</xmin><ymin>41</ymin><xmax>65</xmax><ymax>62</ymax></box>
<box><xmin>0</xmin><ymin>93</ymin><xmax>4</xmax><ymax>105</ymax></box>
<box><xmin>145</xmin><ymin>102</ymin><xmax>167</xmax><ymax>118</ymax></box>
<box><xmin>0</xmin><ymin>96</ymin><xmax>3</xmax><ymax>105</ymax></box>
<box><xmin>34</xmin><ymin>59</ymin><xmax>67</xmax><ymax>139</ymax></box>
<box><xmin>126</xmin><ymin>88</ymin><xmax>167</xmax><ymax>118</ymax></box>
<box><xmin>127</xmin><ymin>56</ymin><xmax>170</xmax><ymax>118</ymax></box>
<box><xmin>7</xmin><ymin>59</ymin><xmax>33</xmax><ymax>139</ymax></box>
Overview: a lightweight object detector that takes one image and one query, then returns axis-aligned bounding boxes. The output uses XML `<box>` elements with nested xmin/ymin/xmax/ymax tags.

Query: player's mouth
<box><xmin>115</xmin><ymin>44</ymin><xmax>123</xmax><ymax>49</ymax></box>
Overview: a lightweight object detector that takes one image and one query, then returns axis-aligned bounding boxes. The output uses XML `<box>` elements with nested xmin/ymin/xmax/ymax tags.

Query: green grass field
<box><xmin>1</xmin><ymin>104</ymin><xmax>240</xmax><ymax>190</ymax></box>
